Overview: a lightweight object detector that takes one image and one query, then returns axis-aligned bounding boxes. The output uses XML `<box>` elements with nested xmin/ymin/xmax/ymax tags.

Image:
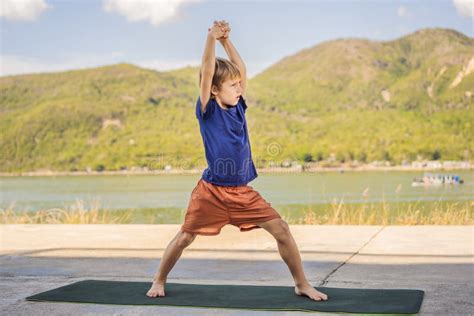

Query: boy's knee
<box><xmin>274</xmin><ymin>220</ymin><xmax>291</xmax><ymax>242</ymax></box>
<box><xmin>176</xmin><ymin>231</ymin><xmax>196</xmax><ymax>248</ymax></box>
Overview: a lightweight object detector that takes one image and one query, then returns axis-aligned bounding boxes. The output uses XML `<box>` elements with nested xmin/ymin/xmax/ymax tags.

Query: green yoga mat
<box><xmin>25</xmin><ymin>280</ymin><xmax>424</xmax><ymax>314</ymax></box>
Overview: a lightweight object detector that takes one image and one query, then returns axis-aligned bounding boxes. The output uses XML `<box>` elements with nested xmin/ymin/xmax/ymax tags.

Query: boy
<box><xmin>147</xmin><ymin>20</ymin><xmax>328</xmax><ymax>302</ymax></box>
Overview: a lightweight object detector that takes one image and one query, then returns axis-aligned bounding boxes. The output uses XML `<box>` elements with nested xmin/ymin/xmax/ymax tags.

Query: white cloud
<box><xmin>0</xmin><ymin>0</ymin><xmax>52</xmax><ymax>22</ymax></box>
<box><xmin>0</xmin><ymin>52</ymin><xmax>126</xmax><ymax>77</ymax></box>
<box><xmin>0</xmin><ymin>55</ymin><xmax>53</xmax><ymax>76</ymax></box>
<box><xmin>0</xmin><ymin>53</ymin><xmax>203</xmax><ymax>77</ymax></box>
<box><xmin>132</xmin><ymin>58</ymin><xmax>200</xmax><ymax>71</ymax></box>
<box><xmin>397</xmin><ymin>6</ymin><xmax>411</xmax><ymax>18</ymax></box>
<box><xmin>452</xmin><ymin>0</ymin><xmax>474</xmax><ymax>18</ymax></box>
<box><xmin>0</xmin><ymin>53</ymin><xmax>268</xmax><ymax>79</ymax></box>
<box><xmin>103</xmin><ymin>0</ymin><xmax>199</xmax><ymax>26</ymax></box>
<box><xmin>245</xmin><ymin>60</ymin><xmax>275</xmax><ymax>78</ymax></box>
<box><xmin>133</xmin><ymin>58</ymin><xmax>274</xmax><ymax>78</ymax></box>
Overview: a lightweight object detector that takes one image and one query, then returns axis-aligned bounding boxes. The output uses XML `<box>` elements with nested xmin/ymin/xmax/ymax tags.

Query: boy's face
<box><xmin>212</xmin><ymin>77</ymin><xmax>242</xmax><ymax>108</ymax></box>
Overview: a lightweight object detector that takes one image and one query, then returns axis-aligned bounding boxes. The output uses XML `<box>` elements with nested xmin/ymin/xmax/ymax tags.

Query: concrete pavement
<box><xmin>1</xmin><ymin>224</ymin><xmax>473</xmax><ymax>315</ymax></box>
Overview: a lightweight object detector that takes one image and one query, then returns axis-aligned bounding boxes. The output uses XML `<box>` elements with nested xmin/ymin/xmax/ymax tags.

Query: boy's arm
<box><xmin>219</xmin><ymin>38</ymin><xmax>247</xmax><ymax>99</ymax></box>
<box><xmin>200</xmin><ymin>32</ymin><xmax>217</xmax><ymax>114</ymax></box>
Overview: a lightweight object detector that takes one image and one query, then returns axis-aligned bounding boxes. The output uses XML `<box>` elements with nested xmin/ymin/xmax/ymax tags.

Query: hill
<box><xmin>0</xmin><ymin>28</ymin><xmax>472</xmax><ymax>172</ymax></box>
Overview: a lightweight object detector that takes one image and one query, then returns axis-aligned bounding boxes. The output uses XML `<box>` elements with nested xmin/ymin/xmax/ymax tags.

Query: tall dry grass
<box><xmin>282</xmin><ymin>198</ymin><xmax>473</xmax><ymax>225</ymax></box>
<box><xmin>1</xmin><ymin>198</ymin><xmax>472</xmax><ymax>225</ymax></box>
<box><xmin>0</xmin><ymin>198</ymin><xmax>131</xmax><ymax>224</ymax></box>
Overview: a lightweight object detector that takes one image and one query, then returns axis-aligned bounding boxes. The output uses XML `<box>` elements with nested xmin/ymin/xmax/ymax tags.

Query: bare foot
<box><xmin>295</xmin><ymin>283</ymin><xmax>328</xmax><ymax>301</ymax></box>
<box><xmin>146</xmin><ymin>280</ymin><xmax>165</xmax><ymax>297</ymax></box>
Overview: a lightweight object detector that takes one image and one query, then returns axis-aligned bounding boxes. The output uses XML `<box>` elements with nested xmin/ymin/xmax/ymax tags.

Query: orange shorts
<box><xmin>181</xmin><ymin>179</ymin><xmax>281</xmax><ymax>236</ymax></box>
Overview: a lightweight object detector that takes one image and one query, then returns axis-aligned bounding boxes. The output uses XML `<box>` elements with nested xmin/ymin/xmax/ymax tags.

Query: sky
<box><xmin>0</xmin><ymin>0</ymin><xmax>472</xmax><ymax>78</ymax></box>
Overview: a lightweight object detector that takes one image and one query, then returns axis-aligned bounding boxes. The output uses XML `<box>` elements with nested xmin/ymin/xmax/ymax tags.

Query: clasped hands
<box><xmin>208</xmin><ymin>20</ymin><xmax>231</xmax><ymax>41</ymax></box>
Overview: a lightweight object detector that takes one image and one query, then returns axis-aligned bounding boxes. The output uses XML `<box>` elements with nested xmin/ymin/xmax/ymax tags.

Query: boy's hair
<box><xmin>199</xmin><ymin>57</ymin><xmax>241</xmax><ymax>98</ymax></box>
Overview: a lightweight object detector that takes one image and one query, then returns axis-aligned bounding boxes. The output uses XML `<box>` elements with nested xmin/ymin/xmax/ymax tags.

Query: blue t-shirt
<box><xmin>196</xmin><ymin>95</ymin><xmax>258</xmax><ymax>186</ymax></box>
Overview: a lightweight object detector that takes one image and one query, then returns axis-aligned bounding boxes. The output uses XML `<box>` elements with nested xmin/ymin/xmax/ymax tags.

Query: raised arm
<box><xmin>217</xmin><ymin>22</ymin><xmax>247</xmax><ymax>99</ymax></box>
<box><xmin>200</xmin><ymin>22</ymin><xmax>226</xmax><ymax>114</ymax></box>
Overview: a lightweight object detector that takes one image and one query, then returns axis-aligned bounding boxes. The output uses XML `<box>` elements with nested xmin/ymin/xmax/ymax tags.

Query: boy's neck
<box><xmin>215</xmin><ymin>97</ymin><xmax>231</xmax><ymax>110</ymax></box>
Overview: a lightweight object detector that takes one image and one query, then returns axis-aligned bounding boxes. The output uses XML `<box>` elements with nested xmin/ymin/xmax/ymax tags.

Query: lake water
<box><xmin>1</xmin><ymin>171</ymin><xmax>472</xmax><ymax>212</ymax></box>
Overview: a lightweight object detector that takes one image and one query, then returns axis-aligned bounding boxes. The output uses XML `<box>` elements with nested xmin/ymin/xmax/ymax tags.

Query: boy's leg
<box><xmin>147</xmin><ymin>229</ymin><xmax>196</xmax><ymax>297</ymax></box>
<box><xmin>257</xmin><ymin>218</ymin><xmax>328</xmax><ymax>301</ymax></box>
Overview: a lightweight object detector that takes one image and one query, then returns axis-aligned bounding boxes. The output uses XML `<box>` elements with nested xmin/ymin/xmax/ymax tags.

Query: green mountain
<box><xmin>0</xmin><ymin>28</ymin><xmax>472</xmax><ymax>172</ymax></box>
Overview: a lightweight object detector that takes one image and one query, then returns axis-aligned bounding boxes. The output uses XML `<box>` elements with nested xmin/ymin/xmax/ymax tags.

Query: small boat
<box><xmin>411</xmin><ymin>173</ymin><xmax>464</xmax><ymax>187</ymax></box>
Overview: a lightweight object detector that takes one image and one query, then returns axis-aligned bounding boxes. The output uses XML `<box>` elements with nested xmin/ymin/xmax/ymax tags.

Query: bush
<box><xmin>95</xmin><ymin>164</ymin><xmax>105</xmax><ymax>172</ymax></box>
<box><xmin>357</xmin><ymin>152</ymin><xmax>367</xmax><ymax>163</ymax></box>
<box><xmin>432</xmin><ymin>149</ymin><xmax>441</xmax><ymax>160</ymax></box>
<box><xmin>303</xmin><ymin>153</ymin><xmax>313</xmax><ymax>162</ymax></box>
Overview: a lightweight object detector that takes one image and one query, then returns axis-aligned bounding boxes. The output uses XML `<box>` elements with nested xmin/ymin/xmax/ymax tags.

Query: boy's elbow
<box><xmin>201</xmin><ymin>66</ymin><xmax>213</xmax><ymax>74</ymax></box>
<box><xmin>239</xmin><ymin>65</ymin><xmax>247</xmax><ymax>77</ymax></box>
<box><xmin>237</xmin><ymin>62</ymin><xmax>246</xmax><ymax>73</ymax></box>
<box><xmin>201</xmin><ymin>57</ymin><xmax>215</xmax><ymax>67</ymax></box>
<box><xmin>200</xmin><ymin>64</ymin><xmax>214</xmax><ymax>76</ymax></box>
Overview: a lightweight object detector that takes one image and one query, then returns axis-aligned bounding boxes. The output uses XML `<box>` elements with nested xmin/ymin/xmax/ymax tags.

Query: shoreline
<box><xmin>0</xmin><ymin>164</ymin><xmax>472</xmax><ymax>177</ymax></box>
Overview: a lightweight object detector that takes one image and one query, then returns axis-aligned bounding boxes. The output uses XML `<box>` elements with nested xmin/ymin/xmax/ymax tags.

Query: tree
<box><xmin>95</xmin><ymin>164</ymin><xmax>105</xmax><ymax>172</ymax></box>
<box><xmin>432</xmin><ymin>149</ymin><xmax>441</xmax><ymax>160</ymax></box>
<box><xmin>357</xmin><ymin>152</ymin><xmax>367</xmax><ymax>163</ymax></box>
<box><xmin>303</xmin><ymin>153</ymin><xmax>313</xmax><ymax>162</ymax></box>
<box><xmin>316</xmin><ymin>152</ymin><xmax>324</xmax><ymax>161</ymax></box>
